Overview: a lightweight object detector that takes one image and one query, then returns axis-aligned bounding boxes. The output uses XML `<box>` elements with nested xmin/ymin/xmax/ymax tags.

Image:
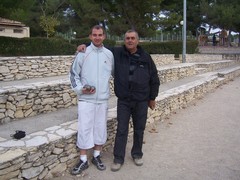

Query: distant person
<box><xmin>70</xmin><ymin>25</ymin><xmax>114</xmax><ymax>175</ymax></box>
<box><xmin>213</xmin><ymin>34</ymin><xmax>217</xmax><ymax>46</ymax></box>
<box><xmin>78</xmin><ymin>29</ymin><xmax>160</xmax><ymax>172</ymax></box>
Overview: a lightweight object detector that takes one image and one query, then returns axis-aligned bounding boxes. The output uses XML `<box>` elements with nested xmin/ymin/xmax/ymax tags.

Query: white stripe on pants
<box><xmin>77</xmin><ymin>101</ymin><xmax>108</xmax><ymax>149</ymax></box>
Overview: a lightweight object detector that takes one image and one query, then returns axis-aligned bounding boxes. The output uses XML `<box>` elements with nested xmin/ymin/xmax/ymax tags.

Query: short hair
<box><xmin>124</xmin><ymin>29</ymin><xmax>139</xmax><ymax>39</ymax></box>
<box><xmin>90</xmin><ymin>25</ymin><xmax>105</xmax><ymax>35</ymax></box>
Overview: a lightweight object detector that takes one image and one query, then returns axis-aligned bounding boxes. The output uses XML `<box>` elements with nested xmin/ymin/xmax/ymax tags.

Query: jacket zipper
<box><xmin>96</xmin><ymin>50</ymin><xmax>99</xmax><ymax>102</ymax></box>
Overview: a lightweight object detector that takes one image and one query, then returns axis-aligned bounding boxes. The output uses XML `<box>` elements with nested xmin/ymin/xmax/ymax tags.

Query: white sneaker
<box><xmin>133</xmin><ymin>158</ymin><xmax>143</xmax><ymax>166</ymax></box>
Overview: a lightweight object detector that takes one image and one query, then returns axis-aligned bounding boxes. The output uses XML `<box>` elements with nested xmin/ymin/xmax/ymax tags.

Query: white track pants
<box><xmin>77</xmin><ymin>101</ymin><xmax>108</xmax><ymax>149</ymax></box>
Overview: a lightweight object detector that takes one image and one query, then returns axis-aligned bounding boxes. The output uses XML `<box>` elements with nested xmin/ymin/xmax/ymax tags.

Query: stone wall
<box><xmin>1</xmin><ymin>58</ymin><xmax>240</xmax><ymax>179</ymax></box>
<box><xmin>185</xmin><ymin>54</ymin><xmax>222</xmax><ymax>62</ymax></box>
<box><xmin>0</xmin><ymin>64</ymin><xmax>197</xmax><ymax>123</ymax></box>
<box><xmin>1</xmin><ymin>60</ymin><xmax>238</xmax><ymax>123</ymax></box>
<box><xmin>223</xmin><ymin>54</ymin><xmax>240</xmax><ymax>60</ymax></box>
<box><xmin>195</xmin><ymin>60</ymin><xmax>239</xmax><ymax>71</ymax></box>
<box><xmin>0</xmin><ymin>56</ymin><xmax>74</xmax><ymax>82</ymax></box>
<box><xmin>0</xmin><ymin>79</ymin><xmax>76</xmax><ymax>124</ymax></box>
<box><xmin>0</xmin><ymin>74</ymin><xmax>222</xmax><ymax>180</ymax></box>
<box><xmin>158</xmin><ymin>64</ymin><xmax>195</xmax><ymax>83</ymax></box>
<box><xmin>3</xmin><ymin>69</ymin><xmax>240</xmax><ymax>179</ymax></box>
<box><xmin>0</xmin><ymin>79</ymin><xmax>116</xmax><ymax>124</ymax></box>
<box><xmin>150</xmin><ymin>54</ymin><xmax>178</xmax><ymax>66</ymax></box>
<box><xmin>0</xmin><ymin>116</ymin><xmax>118</xmax><ymax>180</ymax></box>
<box><xmin>0</xmin><ymin>54</ymin><xmax>229</xmax><ymax>82</ymax></box>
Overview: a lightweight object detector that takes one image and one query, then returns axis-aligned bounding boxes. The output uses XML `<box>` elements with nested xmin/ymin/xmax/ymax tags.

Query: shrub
<box><xmin>0</xmin><ymin>36</ymin><xmax>197</xmax><ymax>56</ymax></box>
<box><xmin>71</xmin><ymin>38</ymin><xmax>116</xmax><ymax>48</ymax></box>
<box><xmin>139</xmin><ymin>40</ymin><xmax>198</xmax><ymax>54</ymax></box>
<box><xmin>0</xmin><ymin>37</ymin><xmax>76</xmax><ymax>56</ymax></box>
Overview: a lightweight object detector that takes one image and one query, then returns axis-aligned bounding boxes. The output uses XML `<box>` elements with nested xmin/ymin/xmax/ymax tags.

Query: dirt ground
<box><xmin>50</xmin><ymin>77</ymin><xmax>240</xmax><ymax>180</ymax></box>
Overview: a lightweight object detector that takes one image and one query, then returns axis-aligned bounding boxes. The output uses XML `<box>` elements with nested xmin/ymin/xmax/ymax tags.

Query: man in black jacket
<box><xmin>77</xmin><ymin>29</ymin><xmax>160</xmax><ymax>172</ymax></box>
<box><xmin>110</xmin><ymin>30</ymin><xmax>160</xmax><ymax>171</ymax></box>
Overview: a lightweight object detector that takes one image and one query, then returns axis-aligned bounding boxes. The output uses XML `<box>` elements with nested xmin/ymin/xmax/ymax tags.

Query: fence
<box><xmin>109</xmin><ymin>31</ymin><xmax>196</xmax><ymax>42</ymax></box>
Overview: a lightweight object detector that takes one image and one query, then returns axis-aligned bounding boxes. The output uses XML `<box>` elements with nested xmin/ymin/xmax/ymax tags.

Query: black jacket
<box><xmin>112</xmin><ymin>45</ymin><xmax>160</xmax><ymax>101</ymax></box>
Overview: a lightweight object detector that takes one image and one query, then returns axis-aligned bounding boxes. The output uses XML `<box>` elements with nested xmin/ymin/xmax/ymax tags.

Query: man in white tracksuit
<box><xmin>69</xmin><ymin>25</ymin><xmax>114</xmax><ymax>175</ymax></box>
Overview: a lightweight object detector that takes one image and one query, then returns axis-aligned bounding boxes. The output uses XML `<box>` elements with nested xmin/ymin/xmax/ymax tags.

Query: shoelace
<box><xmin>95</xmin><ymin>157</ymin><xmax>104</xmax><ymax>166</ymax></box>
<box><xmin>75</xmin><ymin>161</ymin><xmax>87</xmax><ymax>170</ymax></box>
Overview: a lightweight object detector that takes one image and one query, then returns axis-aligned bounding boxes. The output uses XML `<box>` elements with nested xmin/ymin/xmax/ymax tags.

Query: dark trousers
<box><xmin>113</xmin><ymin>99</ymin><xmax>148</xmax><ymax>164</ymax></box>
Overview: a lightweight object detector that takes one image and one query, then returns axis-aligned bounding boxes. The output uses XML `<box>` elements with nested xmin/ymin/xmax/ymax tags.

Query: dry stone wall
<box><xmin>1</xmin><ymin>54</ymin><xmax>240</xmax><ymax>179</ymax></box>
<box><xmin>3</xmin><ymin>66</ymin><xmax>240</xmax><ymax>179</ymax></box>
<box><xmin>0</xmin><ymin>54</ymin><xmax>231</xmax><ymax>82</ymax></box>
<box><xmin>0</xmin><ymin>75</ymin><xmax>223</xmax><ymax>180</ymax></box>
<box><xmin>0</xmin><ymin>79</ymin><xmax>116</xmax><ymax>124</ymax></box>
<box><xmin>185</xmin><ymin>54</ymin><xmax>222</xmax><ymax>62</ymax></box>
<box><xmin>1</xmin><ymin>54</ymin><xmax>239</xmax><ymax>124</ymax></box>
<box><xmin>0</xmin><ymin>56</ymin><xmax>74</xmax><ymax>82</ymax></box>
<box><xmin>0</xmin><ymin>80</ymin><xmax>76</xmax><ymax>124</ymax></box>
<box><xmin>0</xmin><ymin>64</ymin><xmax>197</xmax><ymax>124</ymax></box>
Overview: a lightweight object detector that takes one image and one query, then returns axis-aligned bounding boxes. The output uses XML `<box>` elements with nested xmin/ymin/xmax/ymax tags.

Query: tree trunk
<box><xmin>228</xmin><ymin>30</ymin><xmax>232</xmax><ymax>47</ymax></box>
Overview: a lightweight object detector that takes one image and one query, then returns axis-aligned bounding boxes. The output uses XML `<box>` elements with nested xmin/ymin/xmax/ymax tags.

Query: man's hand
<box><xmin>82</xmin><ymin>85</ymin><xmax>96</xmax><ymax>94</ymax></box>
<box><xmin>148</xmin><ymin>100</ymin><xmax>156</xmax><ymax>110</ymax></box>
<box><xmin>77</xmin><ymin>44</ymin><xmax>87</xmax><ymax>52</ymax></box>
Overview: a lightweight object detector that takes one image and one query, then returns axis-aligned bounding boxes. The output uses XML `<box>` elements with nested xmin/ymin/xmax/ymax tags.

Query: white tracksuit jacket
<box><xmin>70</xmin><ymin>42</ymin><xmax>114</xmax><ymax>103</ymax></box>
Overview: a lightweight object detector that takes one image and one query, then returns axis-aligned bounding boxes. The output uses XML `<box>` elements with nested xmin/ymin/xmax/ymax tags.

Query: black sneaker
<box><xmin>71</xmin><ymin>160</ymin><xmax>89</xmax><ymax>175</ymax></box>
<box><xmin>91</xmin><ymin>155</ymin><xmax>106</xmax><ymax>171</ymax></box>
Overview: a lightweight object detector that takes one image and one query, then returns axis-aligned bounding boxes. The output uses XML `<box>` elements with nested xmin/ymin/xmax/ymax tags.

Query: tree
<box><xmin>39</xmin><ymin>16</ymin><xmax>60</xmax><ymax>38</ymax></box>
<box><xmin>68</xmin><ymin>0</ymin><xmax>108</xmax><ymax>37</ymax></box>
<box><xmin>70</xmin><ymin>0</ymin><xmax>164</xmax><ymax>37</ymax></box>
<box><xmin>104</xmin><ymin>0</ymin><xmax>163</xmax><ymax>37</ymax></box>
<box><xmin>1</xmin><ymin>0</ymin><xmax>239</xmax><ymax>42</ymax></box>
<box><xmin>0</xmin><ymin>0</ymin><xmax>67</xmax><ymax>37</ymax></box>
<box><xmin>0</xmin><ymin>0</ymin><xmax>25</xmax><ymax>18</ymax></box>
<box><xmin>159</xmin><ymin>0</ymin><xmax>182</xmax><ymax>31</ymax></box>
<box><xmin>200</xmin><ymin>0</ymin><xmax>240</xmax><ymax>46</ymax></box>
<box><xmin>39</xmin><ymin>0</ymin><xmax>68</xmax><ymax>37</ymax></box>
<box><xmin>160</xmin><ymin>0</ymin><xmax>203</xmax><ymax>37</ymax></box>
<box><xmin>0</xmin><ymin>0</ymin><xmax>35</xmax><ymax>24</ymax></box>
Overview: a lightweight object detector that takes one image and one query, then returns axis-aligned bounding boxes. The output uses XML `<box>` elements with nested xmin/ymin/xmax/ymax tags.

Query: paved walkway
<box><xmin>50</xmin><ymin>77</ymin><xmax>240</xmax><ymax>180</ymax></box>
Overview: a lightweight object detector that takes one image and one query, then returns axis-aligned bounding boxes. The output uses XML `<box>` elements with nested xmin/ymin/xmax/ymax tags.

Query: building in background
<box><xmin>0</xmin><ymin>17</ymin><xmax>30</xmax><ymax>38</ymax></box>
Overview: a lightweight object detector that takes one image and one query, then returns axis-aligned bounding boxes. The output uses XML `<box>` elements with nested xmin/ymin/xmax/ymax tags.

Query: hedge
<box><xmin>0</xmin><ymin>36</ymin><xmax>76</xmax><ymax>56</ymax></box>
<box><xmin>0</xmin><ymin>36</ymin><xmax>198</xmax><ymax>56</ymax></box>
